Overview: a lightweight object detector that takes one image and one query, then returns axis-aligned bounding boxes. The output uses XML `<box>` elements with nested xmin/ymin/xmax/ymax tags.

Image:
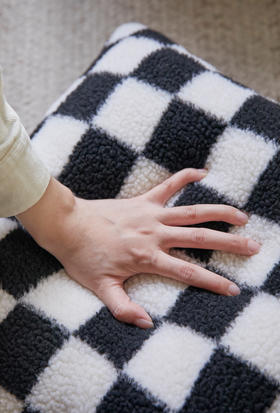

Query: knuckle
<box><xmin>130</xmin><ymin>247</ymin><xmax>151</xmax><ymax>266</ymax></box>
<box><xmin>184</xmin><ymin>168</ymin><xmax>196</xmax><ymax>179</ymax></box>
<box><xmin>179</xmin><ymin>264</ymin><xmax>196</xmax><ymax>283</ymax></box>
<box><xmin>157</xmin><ymin>222</ymin><xmax>167</xmax><ymax>241</ymax></box>
<box><xmin>112</xmin><ymin>302</ymin><xmax>129</xmax><ymax>321</ymax></box>
<box><xmin>94</xmin><ymin>282</ymin><xmax>107</xmax><ymax>298</ymax></box>
<box><xmin>191</xmin><ymin>228</ymin><xmax>206</xmax><ymax>244</ymax></box>
<box><xmin>138</xmin><ymin>227</ymin><xmax>153</xmax><ymax>236</ymax></box>
<box><xmin>150</xmin><ymin>250</ymin><xmax>158</xmax><ymax>268</ymax></box>
<box><xmin>162</xmin><ymin>178</ymin><xmax>173</xmax><ymax>193</ymax></box>
<box><xmin>230</xmin><ymin>236</ymin><xmax>242</xmax><ymax>250</ymax></box>
<box><xmin>227</xmin><ymin>205</ymin><xmax>238</xmax><ymax>216</ymax></box>
<box><xmin>216</xmin><ymin>278</ymin><xmax>227</xmax><ymax>295</ymax></box>
<box><xmin>246</xmin><ymin>238</ymin><xmax>253</xmax><ymax>251</ymax></box>
<box><xmin>185</xmin><ymin>205</ymin><xmax>197</xmax><ymax>220</ymax></box>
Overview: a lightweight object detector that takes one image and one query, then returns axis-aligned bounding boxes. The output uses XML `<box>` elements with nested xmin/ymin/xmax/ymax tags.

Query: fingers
<box><xmin>158</xmin><ymin>204</ymin><xmax>249</xmax><ymax>227</ymax></box>
<box><xmin>96</xmin><ymin>280</ymin><xmax>154</xmax><ymax>329</ymax></box>
<box><xmin>144</xmin><ymin>168</ymin><xmax>208</xmax><ymax>205</ymax></box>
<box><xmin>158</xmin><ymin>225</ymin><xmax>261</xmax><ymax>256</ymax></box>
<box><xmin>151</xmin><ymin>250</ymin><xmax>240</xmax><ymax>296</ymax></box>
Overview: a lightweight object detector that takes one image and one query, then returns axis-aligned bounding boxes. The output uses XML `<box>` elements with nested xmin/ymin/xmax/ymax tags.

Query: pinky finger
<box><xmin>152</xmin><ymin>250</ymin><xmax>241</xmax><ymax>297</ymax></box>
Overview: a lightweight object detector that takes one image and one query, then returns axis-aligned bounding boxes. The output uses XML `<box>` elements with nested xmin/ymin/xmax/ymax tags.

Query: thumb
<box><xmin>97</xmin><ymin>280</ymin><xmax>154</xmax><ymax>329</ymax></box>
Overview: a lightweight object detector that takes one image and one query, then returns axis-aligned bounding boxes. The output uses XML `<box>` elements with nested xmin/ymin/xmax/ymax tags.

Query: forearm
<box><xmin>0</xmin><ymin>67</ymin><xmax>51</xmax><ymax>218</ymax></box>
<box><xmin>16</xmin><ymin>176</ymin><xmax>76</xmax><ymax>249</ymax></box>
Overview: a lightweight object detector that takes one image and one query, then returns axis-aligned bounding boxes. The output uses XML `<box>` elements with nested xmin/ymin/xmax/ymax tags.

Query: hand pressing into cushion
<box><xmin>16</xmin><ymin>168</ymin><xmax>261</xmax><ymax>329</ymax></box>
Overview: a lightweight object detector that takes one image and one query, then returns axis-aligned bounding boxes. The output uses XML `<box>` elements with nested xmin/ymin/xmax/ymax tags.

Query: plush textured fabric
<box><xmin>1</xmin><ymin>21</ymin><xmax>280</xmax><ymax>413</ymax></box>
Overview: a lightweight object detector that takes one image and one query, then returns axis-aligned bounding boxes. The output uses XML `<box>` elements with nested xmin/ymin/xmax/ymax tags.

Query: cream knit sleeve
<box><xmin>0</xmin><ymin>66</ymin><xmax>51</xmax><ymax>218</ymax></box>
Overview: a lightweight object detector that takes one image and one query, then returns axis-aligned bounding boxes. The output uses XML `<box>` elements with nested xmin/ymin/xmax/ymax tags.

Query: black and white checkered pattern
<box><xmin>1</xmin><ymin>21</ymin><xmax>280</xmax><ymax>412</ymax></box>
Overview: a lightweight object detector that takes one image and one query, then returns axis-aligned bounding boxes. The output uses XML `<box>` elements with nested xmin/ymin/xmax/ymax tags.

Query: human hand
<box><xmin>16</xmin><ymin>168</ymin><xmax>261</xmax><ymax>329</ymax></box>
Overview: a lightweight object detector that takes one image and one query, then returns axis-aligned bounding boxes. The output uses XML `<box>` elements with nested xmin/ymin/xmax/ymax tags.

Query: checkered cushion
<box><xmin>1</xmin><ymin>21</ymin><xmax>280</xmax><ymax>413</ymax></box>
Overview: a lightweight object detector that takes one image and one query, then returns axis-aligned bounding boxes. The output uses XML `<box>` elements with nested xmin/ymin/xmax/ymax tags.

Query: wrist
<box><xmin>16</xmin><ymin>176</ymin><xmax>76</xmax><ymax>249</ymax></box>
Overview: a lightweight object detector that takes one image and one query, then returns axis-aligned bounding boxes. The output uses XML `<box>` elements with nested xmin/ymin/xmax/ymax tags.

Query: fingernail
<box><xmin>228</xmin><ymin>284</ymin><xmax>241</xmax><ymax>296</ymax></box>
<box><xmin>248</xmin><ymin>240</ymin><xmax>261</xmax><ymax>254</ymax></box>
<box><xmin>198</xmin><ymin>168</ymin><xmax>208</xmax><ymax>175</ymax></box>
<box><xmin>235</xmin><ymin>211</ymin><xmax>248</xmax><ymax>223</ymax></box>
<box><xmin>136</xmin><ymin>318</ymin><xmax>154</xmax><ymax>329</ymax></box>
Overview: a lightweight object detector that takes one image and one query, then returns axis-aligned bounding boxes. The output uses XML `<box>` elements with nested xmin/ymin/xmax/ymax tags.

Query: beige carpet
<box><xmin>1</xmin><ymin>0</ymin><xmax>280</xmax><ymax>135</ymax></box>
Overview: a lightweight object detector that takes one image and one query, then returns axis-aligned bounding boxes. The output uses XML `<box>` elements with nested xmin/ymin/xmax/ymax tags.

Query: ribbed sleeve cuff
<box><xmin>0</xmin><ymin>130</ymin><xmax>51</xmax><ymax>218</ymax></box>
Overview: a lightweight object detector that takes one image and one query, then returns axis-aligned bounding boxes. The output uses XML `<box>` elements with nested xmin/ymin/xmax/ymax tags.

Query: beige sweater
<box><xmin>0</xmin><ymin>66</ymin><xmax>51</xmax><ymax>218</ymax></box>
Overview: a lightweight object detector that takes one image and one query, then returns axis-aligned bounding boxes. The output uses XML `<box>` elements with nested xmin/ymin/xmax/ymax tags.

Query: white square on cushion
<box><xmin>177</xmin><ymin>71</ymin><xmax>254</xmax><ymax>122</ymax></box>
<box><xmin>125</xmin><ymin>248</ymin><xmax>206</xmax><ymax>318</ymax></box>
<box><xmin>0</xmin><ymin>289</ymin><xmax>17</xmax><ymax>323</ymax></box>
<box><xmin>125</xmin><ymin>273</ymin><xmax>185</xmax><ymax>318</ymax></box>
<box><xmin>124</xmin><ymin>322</ymin><xmax>215</xmax><ymax>410</ymax></box>
<box><xmin>32</xmin><ymin>114</ymin><xmax>89</xmax><ymax>178</ymax></box>
<box><xmin>0</xmin><ymin>386</ymin><xmax>23</xmax><ymax>413</ymax></box>
<box><xmin>202</xmin><ymin>126</ymin><xmax>278</xmax><ymax>207</ymax></box>
<box><xmin>20</xmin><ymin>269</ymin><xmax>104</xmax><ymax>332</ymax></box>
<box><xmin>0</xmin><ymin>218</ymin><xmax>18</xmax><ymax>241</ymax></box>
<box><xmin>89</xmin><ymin>36</ymin><xmax>163</xmax><ymax>76</ymax></box>
<box><xmin>221</xmin><ymin>292</ymin><xmax>280</xmax><ymax>382</ymax></box>
<box><xmin>209</xmin><ymin>214</ymin><xmax>280</xmax><ymax>287</ymax></box>
<box><xmin>92</xmin><ymin>77</ymin><xmax>172</xmax><ymax>152</ymax></box>
<box><xmin>116</xmin><ymin>156</ymin><xmax>171</xmax><ymax>199</ymax></box>
<box><xmin>26</xmin><ymin>336</ymin><xmax>117</xmax><ymax>413</ymax></box>
<box><xmin>115</xmin><ymin>156</ymin><xmax>196</xmax><ymax>206</ymax></box>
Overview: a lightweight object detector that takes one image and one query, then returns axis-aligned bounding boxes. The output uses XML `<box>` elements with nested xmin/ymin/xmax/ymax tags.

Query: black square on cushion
<box><xmin>0</xmin><ymin>304</ymin><xmax>69</xmax><ymax>400</ymax></box>
<box><xmin>165</xmin><ymin>284</ymin><xmax>254</xmax><ymax>339</ymax></box>
<box><xmin>132</xmin><ymin>48</ymin><xmax>206</xmax><ymax>93</ymax></box>
<box><xmin>181</xmin><ymin>347</ymin><xmax>279</xmax><ymax>413</ymax></box>
<box><xmin>143</xmin><ymin>98</ymin><xmax>226</xmax><ymax>173</ymax></box>
<box><xmin>54</xmin><ymin>73</ymin><xmax>122</xmax><ymax>122</ymax></box>
<box><xmin>244</xmin><ymin>150</ymin><xmax>280</xmax><ymax>224</ymax></box>
<box><xmin>58</xmin><ymin>127</ymin><xmax>138</xmax><ymax>199</ymax></box>
<box><xmin>74</xmin><ymin>307</ymin><xmax>159</xmax><ymax>369</ymax></box>
<box><xmin>262</xmin><ymin>260</ymin><xmax>280</xmax><ymax>297</ymax></box>
<box><xmin>96</xmin><ymin>374</ymin><xmax>166</xmax><ymax>413</ymax></box>
<box><xmin>0</xmin><ymin>228</ymin><xmax>62</xmax><ymax>299</ymax></box>
<box><xmin>231</xmin><ymin>95</ymin><xmax>280</xmax><ymax>144</ymax></box>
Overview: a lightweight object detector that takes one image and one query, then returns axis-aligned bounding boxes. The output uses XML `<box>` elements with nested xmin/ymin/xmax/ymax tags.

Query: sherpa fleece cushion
<box><xmin>1</xmin><ymin>21</ymin><xmax>280</xmax><ymax>413</ymax></box>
